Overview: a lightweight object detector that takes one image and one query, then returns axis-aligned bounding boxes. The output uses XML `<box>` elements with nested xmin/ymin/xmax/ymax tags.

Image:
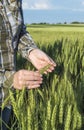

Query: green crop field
<box><xmin>2</xmin><ymin>24</ymin><xmax>84</xmax><ymax>130</ymax></box>
<box><xmin>27</xmin><ymin>24</ymin><xmax>84</xmax><ymax>44</ymax></box>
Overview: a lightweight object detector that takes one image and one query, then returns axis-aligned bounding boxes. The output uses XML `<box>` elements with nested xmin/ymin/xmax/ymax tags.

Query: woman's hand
<box><xmin>13</xmin><ymin>70</ymin><xmax>43</xmax><ymax>90</ymax></box>
<box><xmin>28</xmin><ymin>49</ymin><xmax>56</xmax><ymax>74</ymax></box>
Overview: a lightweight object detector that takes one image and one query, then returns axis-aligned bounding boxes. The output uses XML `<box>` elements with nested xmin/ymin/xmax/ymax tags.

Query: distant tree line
<box><xmin>26</xmin><ymin>21</ymin><xmax>84</xmax><ymax>26</ymax></box>
<box><xmin>71</xmin><ymin>21</ymin><xmax>84</xmax><ymax>24</ymax></box>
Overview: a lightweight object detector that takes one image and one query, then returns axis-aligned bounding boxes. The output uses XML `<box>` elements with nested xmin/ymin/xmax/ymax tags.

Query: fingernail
<box><xmin>39</xmin><ymin>81</ymin><xmax>42</xmax><ymax>84</ymax></box>
<box><xmin>40</xmin><ymin>74</ymin><xmax>42</xmax><ymax>77</ymax></box>
<box><xmin>37</xmin><ymin>85</ymin><xmax>40</xmax><ymax>88</ymax></box>
<box><xmin>41</xmin><ymin>78</ymin><xmax>43</xmax><ymax>80</ymax></box>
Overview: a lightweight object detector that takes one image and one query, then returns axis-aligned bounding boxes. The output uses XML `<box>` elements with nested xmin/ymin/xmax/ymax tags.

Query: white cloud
<box><xmin>22</xmin><ymin>0</ymin><xmax>84</xmax><ymax>11</ymax></box>
<box><xmin>82</xmin><ymin>1</ymin><xmax>84</xmax><ymax>5</ymax></box>
<box><xmin>31</xmin><ymin>3</ymin><xmax>50</xmax><ymax>9</ymax></box>
<box><xmin>22</xmin><ymin>0</ymin><xmax>51</xmax><ymax>10</ymax></box>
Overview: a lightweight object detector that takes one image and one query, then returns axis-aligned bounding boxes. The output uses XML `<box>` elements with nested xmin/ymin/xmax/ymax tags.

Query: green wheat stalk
<box><xmin>39</xmin><ymin>64</ymin><xmax>51</xmax><ymax>74</ymax></box>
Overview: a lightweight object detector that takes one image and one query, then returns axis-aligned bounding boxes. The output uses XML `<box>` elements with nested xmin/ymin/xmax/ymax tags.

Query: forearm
<box><xmin>18</xmin><ymin>32</ymin><xmax>38</xmax><ymax>60</ymax></box>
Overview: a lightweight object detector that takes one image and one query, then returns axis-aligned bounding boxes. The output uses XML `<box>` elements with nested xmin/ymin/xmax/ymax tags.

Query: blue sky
<box><xmin>22</xmin><ymin>0</ymin><xmax>84</xmax><ymax>24</ymax></box>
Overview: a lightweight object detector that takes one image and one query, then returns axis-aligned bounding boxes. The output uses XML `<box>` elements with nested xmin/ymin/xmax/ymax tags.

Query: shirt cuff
<box><xmin>18</xmin><ymin>33</ymin><xmax>38</xmax><ymax>60</ymax></box>
<box><xmin>4</xmin><ymin>72</ymin><xmax>15</xmax><ymax>89</ymax></box>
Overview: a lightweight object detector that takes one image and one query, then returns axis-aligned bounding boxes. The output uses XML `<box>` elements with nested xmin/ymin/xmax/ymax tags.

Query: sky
<box><xmin>22</xmin><ymin>0</ymin><xmax>84</xmax><ymax>24</ymax></box>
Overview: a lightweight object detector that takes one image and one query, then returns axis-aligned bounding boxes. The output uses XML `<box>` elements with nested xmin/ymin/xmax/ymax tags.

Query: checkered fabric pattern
<box><xmin>0</xmin><ymin>0</ymin><xmax>37</xmax><ymax>104</ymax></box>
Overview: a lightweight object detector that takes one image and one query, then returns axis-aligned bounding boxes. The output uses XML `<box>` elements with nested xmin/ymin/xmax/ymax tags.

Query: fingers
<box><xmin>45</xmin><ymin>56</ymin><xmax>56</xmax><ymax>73</ymax></box>
<box><xmin>27</xmin><ymin>84</ymin><xmax>40</xmax><ymax>89</ymax></box>
<box><xmin>40</xmin><ymin>63</ymin><xmax>56</xmax><ymax>74</ymax></box>
<box><xmin>43</xmin><ymin>66</ymin><xmax>54</xmax><ymax>74</ymax></box>
<box><xmin>24</xmin><ymin>79</ymin><xmax>42</xmax><ymax>88</ymax></box>
<box><xmin>42</xmin><ymin>53</ymin><xmax>56</xmax><ymax>66</ymax></box>
<box><xmin>38</xmin><ymin>55</ymin><xmax>56</xmax><ymax>74</ymax></box>
<box><xmin>46</xmin><ymin>64</ymin><xmax>55</xmax><ymax>73</ymax></box>
<box><xmin>47</xmin><ymin>56</ymin><xmax>56</xmax><ymax>67</ymax></box>
<box><xmin>23</xmin><ymin>70</ymin><xmax>42</xmax><ymax>81</ymax></box>
<box><xmin>13</xmin><ymin>70</ymin><xmax>43</xmax><ymax>90</ymax></box>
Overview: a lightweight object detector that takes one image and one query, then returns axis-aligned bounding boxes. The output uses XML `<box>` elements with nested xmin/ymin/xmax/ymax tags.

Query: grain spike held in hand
<box><xmin>39</xmin><ymin>64</ymin><xmax>51</xmax><ymax>74</ymax></box>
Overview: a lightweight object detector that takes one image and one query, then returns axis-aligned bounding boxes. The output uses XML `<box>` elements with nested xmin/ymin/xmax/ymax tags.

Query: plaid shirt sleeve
<box><xmin>17</xmin><ymin>0</ymin><xmax>38</xmax><ymax>59</ymax></box>
<box><xmin>18</xmin><ymin>23</ymin><xmax>38</xmax><ymax>60</ymax></box>
<box><xmin>4</xmin><ymin>0</ymin><xmax>38</xmax><ymax>60</ymax></box>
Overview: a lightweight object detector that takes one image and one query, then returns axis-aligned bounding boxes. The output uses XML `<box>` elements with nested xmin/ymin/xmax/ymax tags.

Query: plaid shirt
<box><xmin>0</xmin><ymin>0</ymin><xmax>37</xmax><ymax>104</ymax></box>
<box><xmin>0</xmin><ymin>0</ymin><xmax>37</xmax><ymax>70</ymax></box>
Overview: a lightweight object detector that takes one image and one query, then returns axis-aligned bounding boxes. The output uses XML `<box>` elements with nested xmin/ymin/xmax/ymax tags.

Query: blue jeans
<box><xmin>1</xmin><ymin>107</ymin><xmax>12</xmax><ymax>130</ymax></box>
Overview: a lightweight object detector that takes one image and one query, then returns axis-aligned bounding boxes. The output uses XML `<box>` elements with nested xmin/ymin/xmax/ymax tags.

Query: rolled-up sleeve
<box><xmin>17</xmin><ymin>1</ymin><xmax>38</xmax><ymax>60</ymax></box>
<box><xmin>18</xmin><ymin>24</ymin><xmax>38</xmax><ymax>60</ymax></box>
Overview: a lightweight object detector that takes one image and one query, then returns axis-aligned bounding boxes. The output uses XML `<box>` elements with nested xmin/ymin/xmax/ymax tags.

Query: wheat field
<box><xmin>2</xmin><ymin>24</ymin><xmax>84</xmax><ymax>130</ymax></box>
